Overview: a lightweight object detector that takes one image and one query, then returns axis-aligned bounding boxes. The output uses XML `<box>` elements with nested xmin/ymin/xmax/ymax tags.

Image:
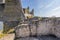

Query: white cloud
<box><xmin>42</xmin><ymin>0</ymin><xmax>60</xmax><ymax>17</ymax></box>
<box><xmin>51</xmin><ymin>7</ymin><xmax>60</xmax><ymax>11</ymax></box>
<box><xmin>37</xmin><ymin>0</ymin><xmax>56</xmax><ymax>10</ymax></box>
<box><xmin>45</xmin><ymin>1</ymin><xmax>55</xmax><ymax>8</ymax></box>
<box><xmin>43</xmin><ymin>0</ymin><xmax>57</xmax><ymax>9</ymax></box>
<box><xmin>46</xmin><ymin>7</ymin><xmax>60</xmax><ymax>17</ymax></box>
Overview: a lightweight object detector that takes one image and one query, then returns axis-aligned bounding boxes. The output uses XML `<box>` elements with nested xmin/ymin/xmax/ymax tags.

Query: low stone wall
<box><xmin>15</xmin><ymin>18</ymin><xmax>60</xmax><ymax>38</ymax></box>
<box><xmin>37</xmin><ymin>18</ymin><xmax>60</xmax><ymax>38</ymax></box>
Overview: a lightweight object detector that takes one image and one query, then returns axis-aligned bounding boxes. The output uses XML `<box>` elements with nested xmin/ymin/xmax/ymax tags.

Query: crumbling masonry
<box><xmin>15</xmin><ymin>17</ymin><xmax>60</xmax><ymax>38</ymax></box>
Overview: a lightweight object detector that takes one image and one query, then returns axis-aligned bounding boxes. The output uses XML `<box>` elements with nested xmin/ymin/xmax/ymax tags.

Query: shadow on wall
<box><xmin>3</xmin><ymin>21</ymin><xmax>19</xmax><ymax>33</ymax></box>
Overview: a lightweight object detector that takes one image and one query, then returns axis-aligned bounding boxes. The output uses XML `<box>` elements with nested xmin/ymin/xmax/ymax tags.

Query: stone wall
<box><xmin>15</xmin><ymin>18</ymin><xmax>60</xmax><ymax>38</ymax></box>
<box><xmin>15</xmin><ymin>24</ymin><xmax>30</xmax><ymax>38</ymax></box>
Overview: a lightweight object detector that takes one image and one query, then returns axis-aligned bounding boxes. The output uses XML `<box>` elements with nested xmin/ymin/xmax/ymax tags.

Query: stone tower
<box><xmin>23</xmin><ymin>7</ymin><xmax>34</xmax><ymax>19</ymax></box>
<box><xmin>0</xmin><ymin>0</ymin><xmax>25</xmax><ymax>33</ymax></box>
<box><xmin>0</xmin><ymin>0</ymin><xmax>25</xmax><ymax>21</ymax></box>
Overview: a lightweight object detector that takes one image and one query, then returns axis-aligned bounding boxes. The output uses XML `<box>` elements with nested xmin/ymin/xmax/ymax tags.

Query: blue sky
<box><xmin>21</xmin><ymin>0</ymin><xmax>60</xmax><ymax>17</ymax></box>
<box><xmin>0</xmin><ymin>22</ymin><xmax>3</xmax><ymax>30</ymax></box>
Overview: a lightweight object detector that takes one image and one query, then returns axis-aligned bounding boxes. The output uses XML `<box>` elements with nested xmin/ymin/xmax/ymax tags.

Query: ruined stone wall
<box><xmin>15</xmin><ymin>18</ymin><xmax>60</xmax><ymax>38</ymax></box>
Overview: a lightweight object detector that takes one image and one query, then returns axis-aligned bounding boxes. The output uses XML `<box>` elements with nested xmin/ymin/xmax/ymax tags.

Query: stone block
<box><xmin>15</xmin><ymin>24</ymin><xmax>30</xmax><ymax>37</ymax></box>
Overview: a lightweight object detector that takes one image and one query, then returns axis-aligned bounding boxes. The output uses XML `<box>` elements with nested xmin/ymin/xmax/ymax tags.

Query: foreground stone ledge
<box><xmin>0</xmin><ymin>33</ymin><xmax>15</xmax><ymax>40</ymax></box>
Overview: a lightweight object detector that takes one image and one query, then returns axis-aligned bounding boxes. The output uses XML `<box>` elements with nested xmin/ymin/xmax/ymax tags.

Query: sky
<box><xmin>21</xmin><ymin>0</ymin><xmax>60</xmax><ymax>17</ymax></box>
<box><xmin>0</xmin><ymin>22</ymin><xmax>3</xmax><ymax>30</ymax></box>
